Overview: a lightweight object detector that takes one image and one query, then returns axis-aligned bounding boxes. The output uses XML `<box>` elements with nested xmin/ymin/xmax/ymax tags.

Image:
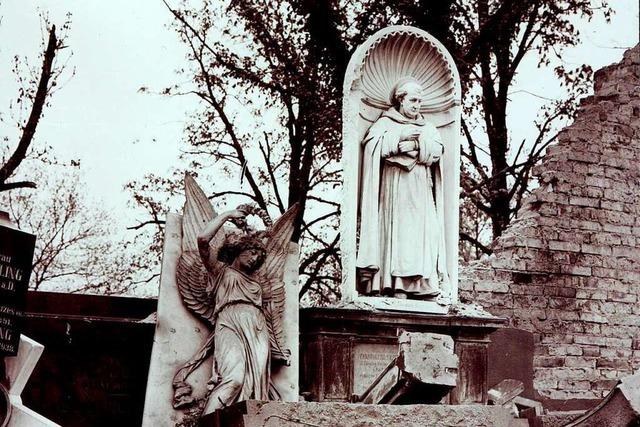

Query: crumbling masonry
<box><xmin>460</xmin><ymin>45</ymin><xmax>640</xmax><ymax>401</ymax></box>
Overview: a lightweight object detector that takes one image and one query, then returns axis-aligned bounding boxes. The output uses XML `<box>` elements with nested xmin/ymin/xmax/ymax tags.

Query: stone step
<box><xmin>202</xmin><ymin>400</ymin><xmax>524</xmax><ymax>427</ymax></box>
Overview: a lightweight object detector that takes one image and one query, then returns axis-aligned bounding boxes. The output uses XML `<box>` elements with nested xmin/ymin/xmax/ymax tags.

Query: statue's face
<box><xmin>235</xmin><ymin>247</ymin><xmax>264</xmax><ymax>273</ymax></box>
<box><xmin>399</xmin><ymin>88</ymin><xmax>422</xmax><ymax>119</ymax></box>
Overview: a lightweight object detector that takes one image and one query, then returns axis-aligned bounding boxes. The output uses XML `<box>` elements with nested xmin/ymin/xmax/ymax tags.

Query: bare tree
<box><xmin>0</xmin><ymin>17</ymin><xmax>73</xmax><ymax>192</ymax></box>
<box><xmin>1</xmin><ymin>166</ymin><xmax>149</xmax><ymax>295</ymax></box>
<box><xmin>128</xmin><ymin>0</ymin><xmax>611</xmax><ymax>301</ymax></box>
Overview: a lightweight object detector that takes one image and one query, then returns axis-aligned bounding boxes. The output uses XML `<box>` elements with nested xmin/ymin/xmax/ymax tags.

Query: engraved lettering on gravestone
<box><xmin>0</xmin><ymin>221</ymin><xmax>36</xmax><ymax>356</ymax></box>
<box><xmin>172</xmin><ymin>175</ymin><xmax>299</xmax><ymax>421</ymax></box>
<box><xmin>352</xmin><ymin>343</ymin><xmax>397</xmax><ymax>395</ymax></box>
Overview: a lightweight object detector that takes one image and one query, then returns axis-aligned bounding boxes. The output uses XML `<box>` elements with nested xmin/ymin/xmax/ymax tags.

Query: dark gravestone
<box><xmin>20</xmin><ymin>291</ymin><xmax>157</xmax><ymax>427</ymax></box>
<box><xmin>0</xmin><ymin>220</ymin><xmax>36</xmax><ymax>356</ymax></box>
<box><xmin>486</xmin><ymin>328</ymin><xmax>535</xmax><ymax>400</ymax></box>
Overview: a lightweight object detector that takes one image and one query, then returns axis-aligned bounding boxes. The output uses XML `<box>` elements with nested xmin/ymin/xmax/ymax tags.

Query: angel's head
<box><xmin>218</xmin><ymin>232</ymin><xmax>267</xmax><ymax>274</ymax></box>
<box><xmin>390</xmin><ymin>77</ymin><xmax>423</xmax><ymax>119</ymax></box>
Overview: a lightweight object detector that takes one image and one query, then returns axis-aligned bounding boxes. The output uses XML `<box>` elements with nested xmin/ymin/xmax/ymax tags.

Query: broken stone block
<box><xmin>358</xmin><ymin>331</ymin><xmax>458</xmax><ymax>405</ymax></box>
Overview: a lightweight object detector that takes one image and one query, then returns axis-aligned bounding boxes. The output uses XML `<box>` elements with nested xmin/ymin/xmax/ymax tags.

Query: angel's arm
<box><xmin>198</xmin><ymin>209</ymin><xmax>246</xmax><ymax>270</ymax></box>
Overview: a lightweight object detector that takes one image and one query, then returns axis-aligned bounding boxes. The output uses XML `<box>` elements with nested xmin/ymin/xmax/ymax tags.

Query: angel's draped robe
<box><xmin>356</xmin><ymin>107</ymin><xmax>449</xmax><ymax>296</ymax></box>
<box><xmin>205</xmin><ymin>265</ymin><xmax>269</xmax><ymax>413</ymax></box>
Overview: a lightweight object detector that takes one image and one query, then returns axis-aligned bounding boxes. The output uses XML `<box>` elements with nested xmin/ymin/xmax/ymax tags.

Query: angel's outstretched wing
<box><xmin>175</xmin><ymin>174</ymin><xmax>224</xmax><ymax>327</ymax></box>
<box><xmin>254</xmin><ymin>203</ymin><xmax>300</xmax><ymax>363</ymax></box>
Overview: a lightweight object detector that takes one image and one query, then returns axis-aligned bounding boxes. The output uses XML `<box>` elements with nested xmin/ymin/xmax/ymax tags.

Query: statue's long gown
<box><xmin>205</xmin><ymin>266</ymin><xmax>269</xmax><ymax>413</ymax></box>
<box><xmin>356</xmin><ymin>107</ymin><xmax>449</xmax><ymax>296</ymax></box>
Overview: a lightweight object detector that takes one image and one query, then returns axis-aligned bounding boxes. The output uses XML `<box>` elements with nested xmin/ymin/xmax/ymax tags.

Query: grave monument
<box><xmin>0</xmin><ymin>213</ymin><xmax>60</xmax><ymax>426</ymax></box>
<box><xmin>341</xmin><ymin>25</ymin><xmax>461</xmax><ymax>312</ymax></box>
<box><xmin>300</xmin><ymin>25</ymin><xmax>506</xmax><ymax>407</ymax></box>
<box><xmin>142</xmin><ymin>175</ymin><xmax>299</xmax><ymax>426</ymax></box>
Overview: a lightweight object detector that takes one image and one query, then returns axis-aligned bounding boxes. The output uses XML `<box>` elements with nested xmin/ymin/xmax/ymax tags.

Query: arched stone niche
<box><xmin>340</xmin><ymin>26</ymin><xmax>461</xmax><ymax>311</ymax></box>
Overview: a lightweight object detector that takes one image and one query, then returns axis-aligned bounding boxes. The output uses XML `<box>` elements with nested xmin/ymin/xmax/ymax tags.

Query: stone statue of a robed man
<box><xmin>357</xmin><ymin>76</ymin><xmax>449</xmax><ymax>298</ymax></box>
<box><xmin>341</xmin><ymin>26</ymin><xmax>462</xmax><ymax>307</ymax></box>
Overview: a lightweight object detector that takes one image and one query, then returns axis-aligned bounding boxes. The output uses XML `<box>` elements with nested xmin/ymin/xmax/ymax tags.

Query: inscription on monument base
<box><xmin>352</xmin><ymin>343</ymin><xmax>396</xmax><ymax>396</ymax></box>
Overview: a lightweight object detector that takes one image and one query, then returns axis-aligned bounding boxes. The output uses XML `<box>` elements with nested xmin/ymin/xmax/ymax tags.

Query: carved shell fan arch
<box><xmin>358</xmin><ymin>28</ymin><xmax>460</xmax><ymax>117</ymax></box>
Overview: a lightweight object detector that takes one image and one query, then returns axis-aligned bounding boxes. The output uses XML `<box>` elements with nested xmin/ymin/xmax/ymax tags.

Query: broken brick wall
<box><xmin>459</xmin><ymin>45</ymin><xmax>640</xmax><ymax>401</ymax></box>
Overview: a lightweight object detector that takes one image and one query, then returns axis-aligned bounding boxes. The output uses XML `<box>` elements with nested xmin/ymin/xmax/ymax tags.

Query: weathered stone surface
<box><xmin>204</xmin><ymin>400</ymin><xmax>519</xmax><ymax>427</ymax></box>
<box><xmin>460</xmin><ymin>44</ymin><xmax>640</xmax><ymax>402</ymax></box>
<box><xmin>399</xmin><ymin>331</ymin><xmax>458</xmax><ymax>387</ymax></box>
<box><xmin>142</xmin><ymin>215</ymin><xmax>299</xmax><ymax>426</ymax></box>
<box><xmin>300</xmin><ymin>307</ymin><xmax>506</xmax><ymax>404</ymax></box>
<box><xmin>357</xmin><ymin>332</ymin><xmax>458</xmax><ymax>404</ymax></box>
<box><xmin>488</xmin><ymin>379</ymin><xmax>525</xmax><ymax>405</ymax></box>
<box><xmin>142</xmin><ymin>214</ymin><xmax>209</xmax><ymax>427</ymax></box>
<box><xmin>352</xmin><ymin>343</ymin><xmax>397</xmax><ymax>396</ymax></box>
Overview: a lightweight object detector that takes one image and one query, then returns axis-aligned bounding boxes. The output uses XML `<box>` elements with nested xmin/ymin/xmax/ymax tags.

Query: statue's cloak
<box><xmin>356</xmin><ymin>107</ymin><xmax>449</xmax><ymax>295</ymax></box>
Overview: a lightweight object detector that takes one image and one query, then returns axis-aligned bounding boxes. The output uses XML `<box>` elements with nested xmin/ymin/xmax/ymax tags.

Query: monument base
<box><xmin>200</xmin><ymin>400</ymin><xmax>521</xmax><ymax>427</ymax></box>
<box><xmin>300</xmin><ymin>306</ymin><xmax>507</xmax><ymax>404</ymax></box>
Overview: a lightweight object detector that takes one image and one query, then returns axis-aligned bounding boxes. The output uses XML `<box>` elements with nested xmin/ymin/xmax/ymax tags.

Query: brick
<box><xmin>583</xmin><ymin>347</ymin><xmax>601</xmax><ymax>357</ymax></box>
<box><xmin>613</xmin><ymin>245</ymin><xmax>639</xmax><ymax>259</ymax></box>
<box><xmin>591</xmin><ymin>267</ymin><xmax>618</xmax><ymax>278</ymax></box>
<box><xmin>560</xmin><ymin>265</ymin><xmax>592</xmax><ymax>276</ymax></box>
<box><xmin>564</xmin><ymin>356</ymin><xmax>596</xmax><ymax>368</ymax></box>
<box><xmin>581</xmin><ymin>244</ymin><xmax>612</xmax><ymax>255</ymax></box>
<box><xmin>592</xmin><ymin>379</ymin><xmax>619</xmax><ymax>390</ymax></box>
<box><xmin>569</xmin><ymin>196</ymin><xmax>600</xmax><ymax>207</ymax></box>
<box><xmin>603</xmin><ymin>223</ymin><xmax>633</xmax><ymax>234</ymax></box>
<box><xmin>576</xmin><ymin>289</ymin><xmax>607</xmax><ymax>300</ymax></box>
<box><xmin>596</xmin><ymin>358</ymin><xmax>631</xmax><ymax>370</ymax></box>
<box><xmin>548</xmin><ymin>345</ymin><xmax>582</xmax><ymax>356</ymax></box>
<box><xmin>558</xmin><ymin>379</ymin><xmax>592</xmax><ymax>390</ymax></box>
<box><xmin>474</xmin><ymin>281</ymin><xmax>510</xmax><ymax>293</ymax></box>
<box><xmin>600</xmin><ymin>348</ymin><xmax>633</xmax><ymax>358</ymax></box>
<box><xmin>535</xmin><ymin>356</ymin><xmax>565</xmax><ymax>367</ymax></box>
<box><xmin>575</xmin><ymin>220</ymin><xmax>602</xmax><ymax>231</ymax></box>
<box><xmin>574</xmin><ymin>335</ymin><xmax>607</xmax><ymax>346</ymax></box>
<box><xmin>590</xmin><ymin>233</ymin><xmax>622</xmax><ymax>245</ymax></box>
<box><xmin>607</xmin><ymin>291</ymin><xmax>636</xmax><ymax>303</ymax></box>
<box><xmin>601</xmin><ymin>200</ymin><xmax>625</xmax><ymax>211</ymax></box>
<box><xmin>584</xmin><ymin>176</ymin><xmax>611</xmax><ymax>188</ymax></box>
<box><xmin>579</xmin><ymin>312</ymin><xmax>609</xmax><ymax>324</ymax></box>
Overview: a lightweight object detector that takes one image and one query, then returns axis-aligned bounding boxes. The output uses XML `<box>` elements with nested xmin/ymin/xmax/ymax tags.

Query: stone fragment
<box><xmin>357</xmin><ymin>331</ymin><xmax>458</xmax><ymax>405</ymax></box>
<box><xmin>488</xmin><ymin>379</ymin><xmax>525</xmax><ymax>406</ymax></box>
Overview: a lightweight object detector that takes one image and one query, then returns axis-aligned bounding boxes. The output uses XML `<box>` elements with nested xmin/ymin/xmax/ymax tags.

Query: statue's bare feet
<box><xmin>394</xmin><ymin>291</ymin><xmax>408</xmax><ymax>299</ymax></box>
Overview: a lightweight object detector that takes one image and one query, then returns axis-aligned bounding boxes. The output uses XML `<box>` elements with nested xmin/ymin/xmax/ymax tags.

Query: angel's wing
<box><xmin>175</xmin><ymin>174</ymin><xmax>224</xmax><ymax>327</ymax></box>
<box><xmin>255</xmin><ymin>203</ymin><xmax>300</xmax><ymax>363</ymax></box>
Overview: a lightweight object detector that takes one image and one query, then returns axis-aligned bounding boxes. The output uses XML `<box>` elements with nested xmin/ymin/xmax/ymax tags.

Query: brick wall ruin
<box><xmin>460</xmin><ymin>45</ymin><xmax>640</xmax><ymax>401</ymax></box>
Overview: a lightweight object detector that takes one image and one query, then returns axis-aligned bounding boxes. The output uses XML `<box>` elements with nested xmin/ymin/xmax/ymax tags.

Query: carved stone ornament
<box><xmin>340</xmin><ymin>26</ymin><xmax>461</xmax><ymax>310</ymax></box>
<box><xmin>143</xmin><ymin>175</ymin><xmax>299</xmax><ymax>426</ymax></box>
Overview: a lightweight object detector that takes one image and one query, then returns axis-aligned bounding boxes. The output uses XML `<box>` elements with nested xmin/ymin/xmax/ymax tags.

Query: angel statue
<box><xmin>171</xmin><ymin>174</ymin><xmax>299</xmax><ymax>417</ymax></box>
<box><xmin>356</xmin><ymin>76</ymin><xmax>449</xmax><ymax>299</ymax></box>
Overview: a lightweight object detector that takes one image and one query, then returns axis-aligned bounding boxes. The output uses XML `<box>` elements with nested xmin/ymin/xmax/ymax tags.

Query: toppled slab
<box><xmin>562</xmin><ymin>372</ymin><xmax>640</xmax><ymax>426</ymax></box>
<box><xmin>489</xmin><ymin>379</ymin><xmax>525</xmax><ymax>406</ymax></box>
<box><xmin>357</xmin><ymin>331</ymin><xmax>458</xmax><ymax>404</ymax></box>
<box><xmin>202</xmin><ymin>400</ymin><xmax>522</xmax><ymax>427</ymax></box>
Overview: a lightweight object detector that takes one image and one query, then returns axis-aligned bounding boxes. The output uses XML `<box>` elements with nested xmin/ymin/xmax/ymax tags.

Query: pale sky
<box><xmin>0</xmin><ymin>0</ymin><xmax>638</xmax><ymax>233</ymax></box>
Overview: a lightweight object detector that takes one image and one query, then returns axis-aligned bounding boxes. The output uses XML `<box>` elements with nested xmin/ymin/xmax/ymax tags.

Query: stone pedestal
<box><xmin>200</xmin><ymin>400</ymin><xmax>519</xmax><ymax>427</ymax></box>
<box><xmin>300</xmin><ymin>307</ymin><xmax>506</xmax><ymax>404</ymax></box>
